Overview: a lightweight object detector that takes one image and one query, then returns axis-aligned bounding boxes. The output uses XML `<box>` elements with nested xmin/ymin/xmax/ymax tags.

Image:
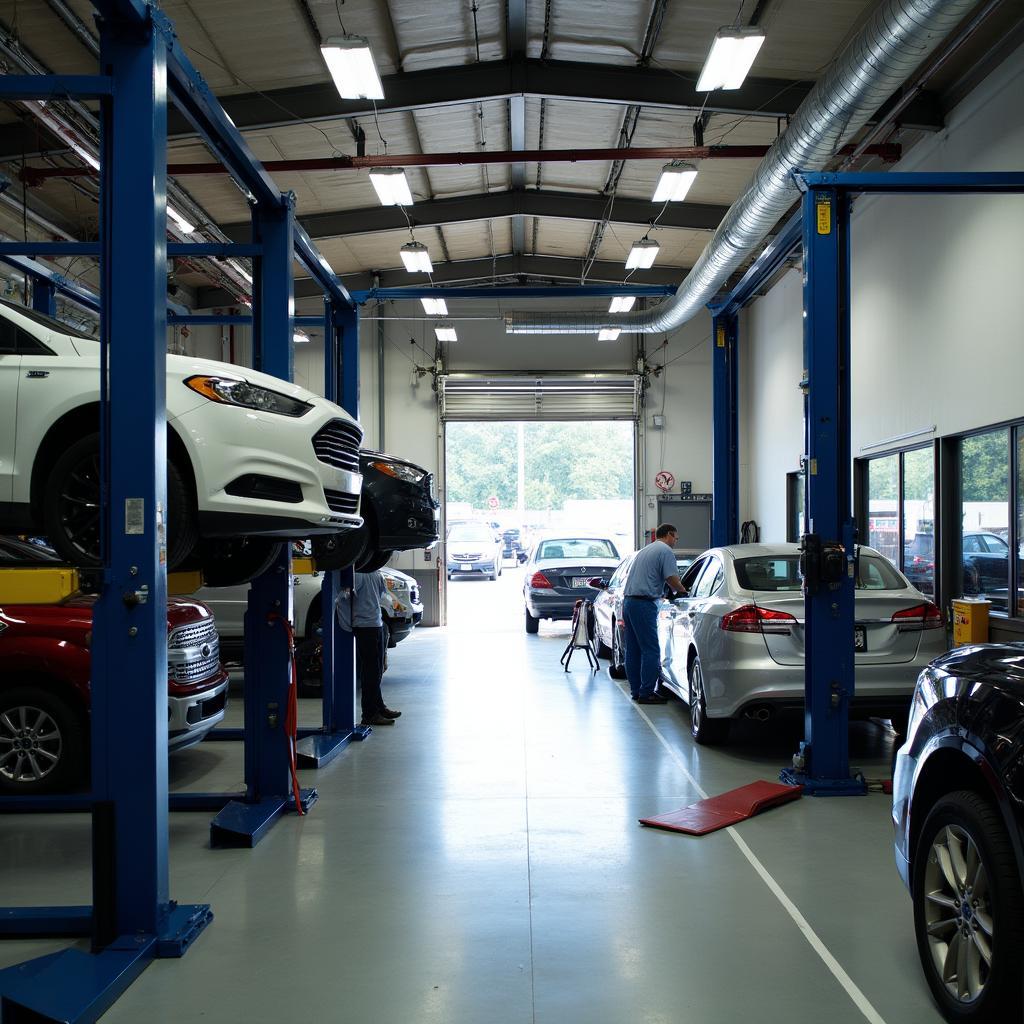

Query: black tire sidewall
<box><xmin>0</xmin><ymin>687</ymin><xmax>86</xmax><ymax>794</ymax></box>
<box><xmin>912</xmin><ymin>789</ymin><xmax>1024</xmax><ymax>1023</ymax></box>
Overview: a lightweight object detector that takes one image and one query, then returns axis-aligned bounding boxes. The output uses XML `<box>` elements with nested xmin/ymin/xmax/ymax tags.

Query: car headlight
<box><xmin>369</xmin><ymin>459</ymin><xmax>425</xmax><ymax>484</ymax></box>
<box><xmin>184</xmin><ymin>375</ymin><xmax>312</xmax><ymax>417</ymax></box>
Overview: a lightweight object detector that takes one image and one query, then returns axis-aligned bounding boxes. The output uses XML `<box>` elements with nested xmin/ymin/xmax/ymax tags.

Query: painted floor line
<box><xmin>622</xmin><ymin>682</ymin><xmax>889</xmax><ymax>1024</ymax></box>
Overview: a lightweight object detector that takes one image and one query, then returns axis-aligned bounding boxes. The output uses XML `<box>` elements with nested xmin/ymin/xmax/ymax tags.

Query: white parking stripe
<box><xmin>622</xmin><ymin>683</ymin><xmax>889</xmax><ymax>1024</ymax></box>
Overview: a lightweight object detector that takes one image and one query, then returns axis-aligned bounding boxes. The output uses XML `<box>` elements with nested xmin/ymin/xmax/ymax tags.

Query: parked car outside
<box><xmin>648</xmin><ymin>543</ymin><xmax>948</xmax><ymax>743</ymax></box>
<box><xmin>0</xmin><ymin>590</ymin><xmax>229</xmax><ymax>793</ymax></box>
<box><xmin>902</xmin><ymin>529</ymin><xmax>1017</xmax><ymax>602</ymax></box>
<box><xmin>0</xmin><ymin>297</ymin><xmax>363</xmax><ymax>585</ymax></box>
<box><xmin>893</xmin><ymin>642</ymin><xmax>1024</xmax><ymax>1023</ymax></box>
<box><xmin>194</xmin><ymin>564</ymin><xmax>422</xmax><ymax>659</ymax></box>
<box><xmin>501</xmin><ymin>527</ymin><xmax>529</xmax><ymax>564</ymax></box>
<box><xmin>447</xmin><ymin>522</ymin><xmax>504</xmax><ymax>580</ymax></box>
<box><xmin>313</xmin><ymin>449</ymin><xmax>439</xmax><ymax>572</ymax></box>
<box><xmin>522</xmin><ymin>536</ymin><xmax>620</xmax><ymax>633</ymax></box>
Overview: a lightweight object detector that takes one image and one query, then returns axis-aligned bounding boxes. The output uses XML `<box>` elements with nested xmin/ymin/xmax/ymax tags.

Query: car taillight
<box><xmin>720</xmin><ymin>605</ymin><xmax>797</xmax><ymax>635</ymax></box>
<box><xmin>529</xmin><ymin>572</ymin><xmax>553</xmax><ymax>589</ymax></box>
<box><xmin>891</xmin><ymin>602</ymin><xmax>943</xmax><ymax>630</ymax></box>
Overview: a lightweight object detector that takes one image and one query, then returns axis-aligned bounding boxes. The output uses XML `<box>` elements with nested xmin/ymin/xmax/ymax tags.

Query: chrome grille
<box><xmin>324</xmin><ymin>489</ymin><xmax>360</xmax><ymax>515</ymax></box>
<box><xmin>452</xmin><ymin>552</ymin><xmax>480</xmax><ymax>561</ymax></box>
<box><xmin>168</xmin><ymin>618</ymin><xmax>217</xmax><ymax>650</ymax></box>
<box><xmin>167</xmin><ymin>618</ymin><xmax>221</xmax><ymax>683</ymax></box>
<box><xmin>169</xmin><ymin>648</ymin><xmax>221</xmax><ymax>683</ymax></box>
<box><xmin>312</xmin><ymin>420</ymin><xmax>362</xmax><ymax>473</ymax></box>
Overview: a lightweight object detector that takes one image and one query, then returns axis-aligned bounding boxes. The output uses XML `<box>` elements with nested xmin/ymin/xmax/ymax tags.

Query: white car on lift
<box><xmin>0</xmin><ymin>298</ymin><xmax>363</xmax><ymax>585</ymax></box>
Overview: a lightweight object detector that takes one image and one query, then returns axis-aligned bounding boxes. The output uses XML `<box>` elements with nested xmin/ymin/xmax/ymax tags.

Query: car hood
<box><xmin>931</xmin><ymin>642</ymin><xmax>1024</xmax><ymax>696</ymax></box>
<box><xmin>448</xmin><ymin>540</ymin><xmax>494</xmax><ymax>553</ymax></box>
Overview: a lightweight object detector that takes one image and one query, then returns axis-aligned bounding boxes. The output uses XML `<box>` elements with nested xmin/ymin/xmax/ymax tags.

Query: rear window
<box><xmin>538</xmin><ymin>538</ymin><xmax>618</xmax><ymax>560</ymax></box>
<box><xmin>735</xmin><ymin>552</ymin><xmax>908</xmax><ymax>591</ymax></box>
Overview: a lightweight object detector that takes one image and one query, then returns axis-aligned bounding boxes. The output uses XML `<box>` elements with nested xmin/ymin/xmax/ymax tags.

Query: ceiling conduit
<box><xmin>504</xmin><ymin>0</ymin><xmax>981</xmax><ymax>336</ymax></box>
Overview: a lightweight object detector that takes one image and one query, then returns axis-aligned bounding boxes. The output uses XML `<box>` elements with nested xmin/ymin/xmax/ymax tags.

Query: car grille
<box><xmin>312</xmin><ymin>420</ymin><xmax>363</xmax><ymax>473</ymax></box>
<box><xmin>324</xmin><ymin>488</ymin><xmax>360</xmax><ymax>516</ymax></box>
<box><xmin>167</xmin><ymin>618</ymin><xmax>221</xmax><ymax>684</ymax></box>
<box><xmin>452</xmin><ymin>552</ymin><xmax>480</xmax><ymax>561</ymax></box>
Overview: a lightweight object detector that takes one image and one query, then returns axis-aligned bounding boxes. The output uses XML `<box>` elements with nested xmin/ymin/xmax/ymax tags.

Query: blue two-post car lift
<box><xmin>0</xmin><ymin>1</ymin><xmax>366</xmax><ymax>1019</ymax></box>
<box><xmin>709</xmin><ymin>169</ymin><xmax>1024</xmax><ymax>797</ymax></box>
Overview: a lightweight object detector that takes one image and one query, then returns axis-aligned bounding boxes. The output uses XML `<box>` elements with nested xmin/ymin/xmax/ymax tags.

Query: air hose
<box><xmin>267</xmin><ymin>612</ymin><xmax>305</xmax><ymax>816</ymax></box>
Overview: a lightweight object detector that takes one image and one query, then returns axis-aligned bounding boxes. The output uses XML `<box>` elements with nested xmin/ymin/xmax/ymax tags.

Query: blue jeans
<box><xmin>622</xmin><ymin>597</ymin><xmax>660</xmax><ymax>699</ymax></box>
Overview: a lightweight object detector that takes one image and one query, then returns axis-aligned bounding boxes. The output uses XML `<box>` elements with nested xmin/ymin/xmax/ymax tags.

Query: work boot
<box><xmin>360</xmin><ymin>713</ymin><xmax>395</xmax><ymax>726</ymax></box>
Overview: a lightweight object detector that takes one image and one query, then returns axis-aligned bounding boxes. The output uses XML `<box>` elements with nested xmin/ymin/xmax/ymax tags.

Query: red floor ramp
<box><xmin>639</xmin><ymin>781</ymin><xmax>803</xmax><ymax>836</ymax></box>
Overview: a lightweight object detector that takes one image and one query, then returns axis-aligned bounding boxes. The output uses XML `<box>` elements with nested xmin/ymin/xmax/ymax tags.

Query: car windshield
<box><xmin>448</xmin><ymin>524</ymin><xmax>494</xmax><ymax>543</ymax></box>
<box><xmin>537</xmin><ymin>538</ymin><xmax>618</xmax><ymax>560</ymax></box>
<box><xmin>735</xmin><ymin>552</ymin><xmax>908</xmax><ymax>591</ymax></box>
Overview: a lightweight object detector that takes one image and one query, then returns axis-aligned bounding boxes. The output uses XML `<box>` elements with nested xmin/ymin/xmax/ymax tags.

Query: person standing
<box><xmin>622</xmin><ymin>524</ymin><xmax>686</xmax><ymax>704</ymax></box>
<box><xmin>336</xmin><ymin>569</ymin><xmax>402</xmax><ymax>727</ymax></box>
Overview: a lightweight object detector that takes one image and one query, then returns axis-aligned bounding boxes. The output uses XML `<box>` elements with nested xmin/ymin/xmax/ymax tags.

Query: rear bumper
<box><xmin>168</xmin><ymin>676</ymin><xmax>229</xmax><ymax>751</ymax></box>
<box><xmin>524</xmin><ymin>593</ymin><xmax>585</xmax><ymax>621</ymax></box>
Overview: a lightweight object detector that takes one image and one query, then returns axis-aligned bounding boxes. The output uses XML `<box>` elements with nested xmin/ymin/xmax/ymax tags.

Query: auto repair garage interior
<box><xmin>0</xmin><ymin>1</ymin><xmax>1023</xmax><ymax>1022</ymax></box>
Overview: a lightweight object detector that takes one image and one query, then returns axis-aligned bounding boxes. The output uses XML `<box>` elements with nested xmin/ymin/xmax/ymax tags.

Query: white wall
<box><xmin>742</xmin><ymin>43</ymin><xmax>1024</xmax><ymax>540</ymax></box>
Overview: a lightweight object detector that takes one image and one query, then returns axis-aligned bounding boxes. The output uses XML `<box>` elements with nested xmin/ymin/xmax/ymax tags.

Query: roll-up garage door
<box><xmin>439</xmin><ymin>374</ymin><xmax>641</xmax><ymax>421</ymax></box>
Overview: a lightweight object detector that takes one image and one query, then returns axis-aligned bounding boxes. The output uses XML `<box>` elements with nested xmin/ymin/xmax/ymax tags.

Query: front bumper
<box><xmin>173</xmin><ymin>403</ymin><xmax>363</xmax><ymax>538</ymax></box>
<box><xmin>449</xmin><ymin>560</ymin><xmax>495</xmax><ymax>575</ymax></box>
<box><xmin>168</xmin><ymin>675</ymin><xmax>229</xmax><ymax>751</ymax></box>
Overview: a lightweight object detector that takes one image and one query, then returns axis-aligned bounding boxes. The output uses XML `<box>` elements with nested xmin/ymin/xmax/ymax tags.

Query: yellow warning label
<box><xmin>816</xmin><ymin>200</ymin><xmax>831</xmax><ymax>235</ymax></box>
<box><xmin>716</xmin><ymin>325</ymin><xmax>726</xmax><ymax>348</ymax></box>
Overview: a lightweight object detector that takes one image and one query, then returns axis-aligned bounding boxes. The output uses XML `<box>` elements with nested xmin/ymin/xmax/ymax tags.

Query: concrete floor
<box><xmin>0</xmin><ymin>565</ymin><xmax>944</xmax><ymax>1023</ymax></box>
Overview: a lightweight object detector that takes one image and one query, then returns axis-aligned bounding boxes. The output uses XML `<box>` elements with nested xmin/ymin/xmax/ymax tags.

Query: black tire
<box><xmin>312</xmin><ymin>528</ymin><xmax>367</xmax><ymax>571</ymax></box>
<box><xmin>525</xmin><ymin>608</ymin><xmax>539</xmax><ymax>634</ymax></box>
<box><xmin>43</xmin><ymin>433</ymin><xmax>197</xmax><ymax>569</ymax></box>
<box><xmin>382</xmin><ymin>617</ymin><xmax>394</xmax><ymax>650</ymax></box>
<box><xmin>199</xmin><ymin>537</ymin><xmax>284</xmax><ymax>588</ymax></box>
<box><xmin>596</xmin><ymin>628</ymin><xmax>612</xmax><ymax>659</ymax></box>
<box><xmin>0</xmin><ymin>687</ymin><xmax>87</xmax><ymax>794</ymax></box>
<box><xmin>688</xmin><ymin>656</ymin><xmax>729</xmax><ymax>744</ymax></box>
<box><xmin>609</xmin><ymin>623</ymin><xmax>627</xmax><ymax>679</ymax></box>
<box><xmin>357</xmin><ymin>549</ymin><xmax>393</xmax><ymax>573</ymax></box>
<box><xmin>912</xmin><ymin>790</ymin><xmax>1024</xmax><ymax>1023</ymax></box>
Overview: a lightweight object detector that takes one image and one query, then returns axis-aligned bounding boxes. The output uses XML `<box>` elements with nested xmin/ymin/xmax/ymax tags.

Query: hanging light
<box><xmin>434</xmin><ymin>324</ymin><xmax>458</xmax><ymax>342</ymax></box>
<box><xmin>696</xmin><ymin>27</ymin><xmax>766</xmax><ymax>91</ymax></box>
<box><xmin>320</xmin><ymin>36</ymin><xmax>384</xmax><ymax>100</ymax></box>
<box><xmin>598</xmin><ymin>328</ymin><xmax>621</xmax><ymax>341</ymax></box>
<box><xmin>421</xmin><ymin>297</ymin><xmax>448</xmax><ymax>315</ymax></box>
<box><xmin>608</xmin><ymin>296</ymin><xmax>636</xmax><ymax>313</ymax></box>
<box><xmin>369</xmin><ymin>168</ymin><xmax>413</xmax><ymax>206</ymax></box>
<box><xmin>625</xmin><ymin>240</ymin><xmax>659</xmax><ymax>270</ymax></box>
<box><xmin>400</xmin><ymin>242</ymin><xmax>433</xmax><ymax>273</ymax></box>
<box><xmin>652</xmin><ymin>161</ymin><xmax>698</xmax><ymax>202</ymax></box>
<box><xmin>293</xmin><ymin>330</ymin><xmax>310</xmax><ymax>344</ymax></box>
<box><xmin>167</xmin><ymin>204</ymin><xmax>195</xmax><ymax>234</ymax></box>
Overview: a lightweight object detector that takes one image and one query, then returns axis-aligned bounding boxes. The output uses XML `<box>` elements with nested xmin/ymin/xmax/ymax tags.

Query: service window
<box><xmin>960</xmin><ymin>429</ymin><xmax>1009</xmax><ymax>611</ymax></box>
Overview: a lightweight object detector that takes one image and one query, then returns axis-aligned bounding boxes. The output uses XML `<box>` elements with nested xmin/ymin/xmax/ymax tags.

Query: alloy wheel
<box><xmin>690</xmin><ymin>660</ymin><xmax>705</xmax><ymax>733</ymax></box>
<box><xmin>923</xmin><ymin>823</ymin><xmax>993</xmax><ymax>1004</ymax></box>
<box><xmin>0</xmin><ymin>705</ymin><xmax>63</xmax><ymax>784</ymax></box>
<box><xmin>59</xmin><ymin>452</ymin><xmax>102</xmax><ymax>562</ymax></box>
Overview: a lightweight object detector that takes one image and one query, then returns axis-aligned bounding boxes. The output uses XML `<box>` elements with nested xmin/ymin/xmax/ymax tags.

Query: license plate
<box><xmin>460</xmin><ymin>564</ymin><xmax>472</xmax><ymax>571</ymax></box>
<box><xmin>854</xmin><ymin>625</ymin><xmax>866</xmax><ymax>651</ymax></box>
<box><xmin>571</xmin><ymin>577</ymin><xmax>590</xmax><ymax>588</ymax></box>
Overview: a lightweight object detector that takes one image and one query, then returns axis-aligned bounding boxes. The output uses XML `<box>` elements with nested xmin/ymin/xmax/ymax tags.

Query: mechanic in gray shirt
<box><xmin>336</xmin><ymin>570</ymin><xmax>401</xmax><ymax>726</ymax></box>
<box><xmin>622</xmin><ymin>524</ymin><xmax>686</xmax><ymax>703</ymax></box>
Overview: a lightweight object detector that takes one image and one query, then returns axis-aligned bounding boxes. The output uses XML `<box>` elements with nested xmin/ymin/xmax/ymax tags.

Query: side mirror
<box><xmin>589</xmin><ymin>577</ymin><xmax>608</xmax><ymax>590</ymax></box>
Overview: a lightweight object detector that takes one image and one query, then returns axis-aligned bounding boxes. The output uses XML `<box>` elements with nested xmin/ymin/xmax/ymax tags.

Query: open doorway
<box><xmin>443</xmin><ymin>420</ymin><xmax>636</xmax><ymax>632</ymax></box>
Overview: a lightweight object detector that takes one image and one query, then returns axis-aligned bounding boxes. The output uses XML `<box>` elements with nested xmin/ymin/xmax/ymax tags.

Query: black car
<box><xmin>313</xmin><ymin>450</ymin><xmax>439</xmax><ymax>570</ymax></box>
<box><xmin>522</xmin><ymin>536</ymin><xmax>620</xmax><ymax>633</ymax></box>
<box><xmin>893</xmin><ymin>643</ymin><xmax>1024</xmax><ymax>1022</ymax></box>
<box><xmin>903</xmin><ymin>530</ymin><xmax>1012</xmax><ymax>600</ymax></box>
<box><xmin>502</xmin><ymin>528</ymin><xmax>529</xmax><ymax>564</ymax></box>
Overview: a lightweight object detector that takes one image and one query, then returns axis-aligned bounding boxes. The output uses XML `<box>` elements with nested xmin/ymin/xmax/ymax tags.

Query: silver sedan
<box><xmin>657</xmin><ymin>543</ymin><xmax>948</xmax><ymax>744</ymax></box>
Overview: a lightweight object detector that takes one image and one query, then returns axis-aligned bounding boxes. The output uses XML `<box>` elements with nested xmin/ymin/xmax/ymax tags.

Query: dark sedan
<box><xmin>523</xmin><ymin>536</ymin><xmax>619</xmax><ymax>633</ymax></box>
<box><xmin>893</xmin><ymin>642</ymin><xmax>1024</xmax><ymax>1022</ymax></box>
<box><xmin>313</xmin><ymin>450</ymin><xmax>439</xmax><ymax>571</ymax></box>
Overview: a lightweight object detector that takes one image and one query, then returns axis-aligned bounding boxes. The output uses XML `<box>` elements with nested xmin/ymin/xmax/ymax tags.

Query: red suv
<box><xmin>0</xmin><ymin>589</ymin><xmax>229</xmax><ymax>794</ymax></box>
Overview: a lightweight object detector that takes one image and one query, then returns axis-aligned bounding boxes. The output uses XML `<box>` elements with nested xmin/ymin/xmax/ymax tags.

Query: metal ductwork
<box><xmin>505</xmin><ymin>0</ymin><xmax>980</xmax><ymax>336</ymax></box>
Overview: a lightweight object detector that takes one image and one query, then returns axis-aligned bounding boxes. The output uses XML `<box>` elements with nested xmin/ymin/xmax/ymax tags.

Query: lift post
<box><xmin>710</xmin><ymin>312</ymin><xmax>739</xmax><ymax>547</ymax></box>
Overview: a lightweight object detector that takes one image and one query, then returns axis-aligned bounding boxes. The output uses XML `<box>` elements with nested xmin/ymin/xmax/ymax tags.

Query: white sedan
<box><xmin>0</xmin><ymin>298</ymin><xmax>363</xmax><ymax>584</ymax></box>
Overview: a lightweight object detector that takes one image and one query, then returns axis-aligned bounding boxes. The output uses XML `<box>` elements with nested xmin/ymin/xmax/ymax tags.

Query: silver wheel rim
<box><xmin>924</xmin><ymin>823</ymin><xmax>993</xmax><ymax>1004</ymax></box>
<box><xmin>691</xmin><ymin>661</ymin><xmax>704</xmax><ymax>733</ymax></box>
<box><xmin>0</xmin><ymin>705</ymin><xmax>63</xmax><ymax>783</ymax></box>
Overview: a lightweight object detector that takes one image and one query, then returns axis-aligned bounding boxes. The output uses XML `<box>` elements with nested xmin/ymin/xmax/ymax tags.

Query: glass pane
<box><xmin>867</xmin><ymin>455</ymin><xmax>899</xmax><ymax>566</ymax></box>
<box><xmin>902</xmin><ymin>447</ymin><xmax>935</xmax><ymax>597</ymax></box>
<box><xmin>1018</xmin><ymin>432</ymin><xmax>1024</xmax><ymax>616</ymax></box>
<box><xmin>961</xmin><ymin>430</ymin><xmax>1009</xmax><ymax>611</ymax></box>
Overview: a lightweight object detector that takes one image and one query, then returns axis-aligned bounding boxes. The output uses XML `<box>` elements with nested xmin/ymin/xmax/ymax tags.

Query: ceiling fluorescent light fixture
<box><xmin>696</xmin><ymin>27</ymin><xmax>766</xmax><ymax>91</ymax></box>
<box><xmin>293</xmin><ymin>330</ymin><xmax>310</xmax><ymax>344</ymax></box>
<box><xmin>369</xmin><ymin>168</ymin><xmax>413</xmax><ymax>206</ymax></box>
<box><xmin>421</xmin><ymin>297</ymin><xmax>448</xmax><ymax>315</ymax></box>
<box><xmin>652</xmin><ymin>161</ymin><xmax>698</xmax><ymax>202</ymax></box>
<box><xmin>400</xmin><ymin>242</ymin><xmax>433</xmax><ymax>273</ymax></box>
<box><xmin>608</xmin><ymin>296</ymin><xmax>636</xmax><ymax>313</ymax></box>
<box><xmin>434</xmin><ymin>324</ymin><xmax>458</xmax><ymax>342</ymax></box>
<box><xmin>625</xmin><ymin>240</ymin><xmax>659</xmax><ymax>270</ymax></box>
<box><xmin>598</xmin><ymin>328</ymin><xmax>621</xmax><ymax>341</ymax></box>
<box><xmin>320</xmin><ymin>35</ymin><xmax>384</xmax><ymax>100</ymax></box>
<box><xmin>167</xmin><ymin>205</ymin><xmax>195</xmax><ymax>234</ymax></box>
